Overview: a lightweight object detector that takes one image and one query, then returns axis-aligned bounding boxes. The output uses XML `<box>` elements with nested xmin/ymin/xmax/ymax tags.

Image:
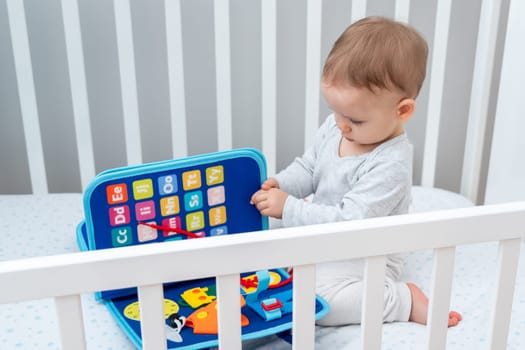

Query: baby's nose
<box><xmin>336</xmin><ymin>119</ymin><xmax>352</xmax><ymax>133</ymax></box>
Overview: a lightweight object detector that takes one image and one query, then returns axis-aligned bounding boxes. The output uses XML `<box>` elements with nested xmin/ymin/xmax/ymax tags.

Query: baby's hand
<box><xmin>249</xmin><ymin>177</ymin><xmax>280</xmax><ymax>208</ymax></box>
<box><xmin>250</xmin><ymin>188</ymin><xmax>288</xmax><ymax>219</ymax></box>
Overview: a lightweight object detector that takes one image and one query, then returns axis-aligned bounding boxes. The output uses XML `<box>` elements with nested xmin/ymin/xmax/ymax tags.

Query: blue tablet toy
<box><xmin>76</xmin><ymin>148</ymin><xmax>328</xmax><ymax>349</ymax></box>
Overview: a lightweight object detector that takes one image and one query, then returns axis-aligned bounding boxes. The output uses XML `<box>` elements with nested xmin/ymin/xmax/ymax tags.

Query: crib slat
<box><xmin>216</xmin><ymin>273</ymin><xmax>242</xmax><ymax>350</ymax></box>
<box><xmin>6</xmin><ymin>0</ymin><xmax>48</xmax><ymax>194</ymax></box>
<box><xmin>304</xmin><ymin>0</ymin><xmax>323</xmax><ymax>150</ymax></box>
<box><xmin>138</xmin><ymin>284</ymin><xmax>167</xmax><ymax>350</ymax></box>
<box><xmin>61</xmin><ymin>0</ymin><xmax>96</xmax><ymax>190</ymax></box>
<box><xmin>114</xmin><ymin>0</ymin><xmax>142</xmax><ymax>165</ymax></box>
<box><xmin>214</xmin><ymin>0</ymin><xmax>233</xmax><ymax>151</ymax></box>
<box><xmin>394</xmin><ymin>0</ymin><xmax>410</xmax><ymax>23</ymax></box>
<box><xmin>261</xmin><ymin>0</ymin><xmax>277</xmax><ymax>176</ymax></box>
<box><xmin>426</xmin><ymin>246</ymin><xmax>456</xmax><ymax>350</ymax></box>
<box><xmin>421</xmin><ymin>0</ymin><xmax>452</xmax><ymax>187</ymax></box>
<box><xmin>488</xmin><ymin>238</ymin><xmax>521</xmax><ymax>350</ymax></box>
<box><xmin>292</xmin><ymin>264</ymin><xmax>316</xmax><ymax>350</ymax></box>
<box><xmin>361</xmin><ymin>255</ymin><xmax>386</xmax><ymax>350</ymax></box>
<box><xmin>351</xmin><ymin>0</ymin><xmax>367</xmax><ymax>22</ymax></box>
<box><xmin>55</xmin><ymin>294</ymin><xmax>87</xmax><ymax>350</ymax></box>
<box><xmin>461</xmin><ymin>0</ymin><xmax>503</xmax><ymax>204</ymax></box>
<box><xmin>165</xmin><ymin>0</ymin><xmax>188</xmax><ymax>159</ymax></box>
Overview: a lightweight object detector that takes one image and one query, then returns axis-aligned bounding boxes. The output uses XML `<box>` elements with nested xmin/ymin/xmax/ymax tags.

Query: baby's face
<box><xmin>321</xmin><ymin>82</ymin><xmax>407</xmax><ymax>149</ymax></box>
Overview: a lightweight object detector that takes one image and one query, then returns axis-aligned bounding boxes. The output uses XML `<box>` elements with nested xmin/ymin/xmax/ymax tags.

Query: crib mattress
<box><xmin>1</xmin><ymin>189</ymin><xmax>524</xmax><ymax>349</ymax></box>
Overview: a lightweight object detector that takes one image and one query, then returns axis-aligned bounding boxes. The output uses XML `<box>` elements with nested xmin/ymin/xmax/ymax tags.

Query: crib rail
<box><xmin>1</xmin><ymin>203</ymin><xmax>523</xmax><ymax>349</ymax></box>
<box><xmin>1</xmin><ymin>0</ymin><xmax>509</xmax><ymax>203</ymax></box>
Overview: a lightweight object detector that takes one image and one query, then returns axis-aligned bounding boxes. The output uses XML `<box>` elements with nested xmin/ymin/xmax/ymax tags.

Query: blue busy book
<box><xmin>76</xmin><ymin>148</ymin><xmax>328</xmax><ymax>349</ymax></box>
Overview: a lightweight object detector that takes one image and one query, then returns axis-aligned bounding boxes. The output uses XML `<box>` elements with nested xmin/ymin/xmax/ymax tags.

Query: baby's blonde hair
<box><xmin>322</xmin><ymin>16</ymin><xmax>428</xmax><ymax>98</ymax></box>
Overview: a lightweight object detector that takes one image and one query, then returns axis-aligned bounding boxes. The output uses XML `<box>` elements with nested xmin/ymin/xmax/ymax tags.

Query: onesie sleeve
<box><xmin>281</xmin><ymin>157</ymin><xmax>411</xmax><ymax>227</ymax></box>
<box><xmin>273</xmin><ymin>116</ymin><xmax>334</xmax><ymax>198</ymax></box>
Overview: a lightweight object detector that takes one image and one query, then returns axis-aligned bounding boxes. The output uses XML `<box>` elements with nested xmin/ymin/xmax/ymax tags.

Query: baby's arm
<box><xmin>279</xmin><ymin>158</ymin><xmax>411</xmax><ymax>226</ymax></box>
<box><xmin>250</xmin><ymin>115</ymin><xmax>336</xmax><ymax>218</ymax></box>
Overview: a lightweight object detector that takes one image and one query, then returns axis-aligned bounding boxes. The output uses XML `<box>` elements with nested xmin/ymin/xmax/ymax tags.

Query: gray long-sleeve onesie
<box><xmin>274</xmin><ymin>114</ymin><xmax>413</xmax><ymax>325</ymax></box>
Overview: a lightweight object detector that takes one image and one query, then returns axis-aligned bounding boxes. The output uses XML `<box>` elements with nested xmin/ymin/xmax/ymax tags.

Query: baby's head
<box><xmin>322</xmin><ymin>16</ymin><xmax>428</xmax><ymax>98</ymax></box>
<box><xmin>321</xmin><ymin>17</ymin><xmax>428</xmax><ymax>151</ymax></box>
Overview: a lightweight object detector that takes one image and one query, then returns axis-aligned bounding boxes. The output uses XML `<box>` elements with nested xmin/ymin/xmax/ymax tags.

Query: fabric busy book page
<box><xmin>75</xmin><ymin>148</ymin><xmax>329</xmax><ymax>349</ymax></box>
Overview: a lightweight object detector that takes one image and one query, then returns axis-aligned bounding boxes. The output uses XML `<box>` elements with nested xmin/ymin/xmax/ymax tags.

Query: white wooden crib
<box><xmin>1</xmin><ymin>0</ymin><xmax>525</xmax><ymax>349</ymax></box>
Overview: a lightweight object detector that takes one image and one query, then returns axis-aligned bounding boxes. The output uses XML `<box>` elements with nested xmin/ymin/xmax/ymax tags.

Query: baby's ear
<box><xmin>397</xmin><ymin>98</ymin><xmax>416</xmax><ymax>123</ymax></box>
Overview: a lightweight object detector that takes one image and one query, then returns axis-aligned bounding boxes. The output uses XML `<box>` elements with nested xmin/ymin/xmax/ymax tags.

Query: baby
<box><xmin>251</xmin><ymin>16</ymin><xmax>461</xmax><ymax>327</ymax></box>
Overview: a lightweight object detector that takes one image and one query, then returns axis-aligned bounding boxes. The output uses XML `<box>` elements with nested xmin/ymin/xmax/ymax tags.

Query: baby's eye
<box><xmin>349</xmin><ymin>118</ymin><xmax>364</xmax><ymax>125</ymax></box>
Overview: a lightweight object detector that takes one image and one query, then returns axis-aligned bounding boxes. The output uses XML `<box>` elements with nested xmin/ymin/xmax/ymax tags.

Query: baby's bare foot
<box><xmin>448</xmin><ymin>310</ymin><xmax>462</xmax><ymax>327</ymax></box>
<box><xmin>407</xmin><ymin>283</ymin><xmax>462</xmax><ymax>327</ymax></box>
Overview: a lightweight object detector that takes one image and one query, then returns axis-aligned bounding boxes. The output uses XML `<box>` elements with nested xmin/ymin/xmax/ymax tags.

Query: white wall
<box><xmin>485</xmin><ymin>0</ymin><xmax>525</xmax><ymax>204</ymax></box>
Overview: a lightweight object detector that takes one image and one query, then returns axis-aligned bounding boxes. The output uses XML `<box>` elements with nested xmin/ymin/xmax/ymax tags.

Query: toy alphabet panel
<box><xmin>77</xmin><ymin>148</ymin><xmax>268</xmax><ymax>300</ymax></box>
<box><xmin>82</xmin><ymin>148</ymin><xmax>267</xmax><ymax>251</ymax></box>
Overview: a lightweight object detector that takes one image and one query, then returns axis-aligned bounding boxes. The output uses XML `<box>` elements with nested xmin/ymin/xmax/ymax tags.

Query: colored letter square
<box><xmin>161</xmin><ymin>216</ymin><xmax>181</xmax><ymax>237</ymax></box>
<box><xmin>138</xmin><ymin>222</ymin><xmax>158</xmax><ymax>242</ymax></box>
<box><xmin>208</xmin><ymin>206</ymin><xmax>227</xmax><ymax>226</ymax></box>
<box><xmin>184</xmin><ymin>191</ymin><xmax>203</xmax><ymax>211</ymax></box>
<box><xmin>207</xmin><ymin>186</ymin><xmax>225</xmax><ymax>206</ymax></box>
<box><xmin>109</xmin><ymin>205</ymin><xmax>130</xmax><ymax>226</ymax></box>
<box><xmin>111</xmin><ymin>226</ymin><xmax>133</xmax><ymax>247</ymax></box>
<box><xmin>133</xmin><ymin>179</ymin><xmax>154</xmax><ymax>200</ymax></box>
<box><xmin>182</xmin><ymin>170</ymin><xmax>201</xmax><ymax>191</ymax></box>
<box><xmin>186</xmin><ymin>211</ymin><xmax>204</xmax><ymax>231</ymax></box>
<box><xmin>210</xmin><ymin>225</ymin><xmax>228</xmax><ymax>236</ymax></box>
<box><xmin>135</xmin><ymin>200</ymin><xmax>156</xmax><ymax>221</ymax></box>
<box><xmin>106</xmin><ymin>183</ymin><xmax>128</xmax><ymax>204</ymax></box>
<box><xmin>160</xmin><ymin>196</ymin><xmax>180</xmax><ymax>216</ymax></box>
<box><xmin>158</xmin><ymin>174</ymin><xmax>178</xmax><ymax>195</ymax></box>
<box><xmin>206</xmin><ymin>165</ymin><xmax>224</xmax><ymax>186</ymax></box>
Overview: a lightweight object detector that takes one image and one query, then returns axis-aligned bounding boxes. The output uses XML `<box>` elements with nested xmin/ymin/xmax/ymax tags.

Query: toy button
<box><xmin>261</xmin><ymin>298</ymin><xmax>283</xmax><ymax>311</ymax></box>
<box><xmin>258</xmin><ymin>297</ymin><xmax>284</xmax><ymax>321</ymax></box>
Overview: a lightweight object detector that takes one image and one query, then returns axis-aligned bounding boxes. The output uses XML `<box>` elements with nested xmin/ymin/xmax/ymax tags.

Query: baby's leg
<box><xmin>407</xmin><ymin>283</ymin><xmax>462</xmax><ymax>327</ymax></box>
<box><xmin>316</xmin><ymin>278</ymin><xmax>411</xmax><ymax>326</ymax></box>
<box><xmin>316</xmin><ymin>281</ymin><xmax>363</xmax><ymax>326</ymax></box>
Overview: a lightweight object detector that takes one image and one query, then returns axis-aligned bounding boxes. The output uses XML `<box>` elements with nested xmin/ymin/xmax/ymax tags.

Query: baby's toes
<box><xmin>447</xmin><ymin>311</ymin><xmax>462</xmax><ymax>327</ymax></box>
<box><xmin>450</xmin><ymin>311</ymin><xmax>462</xmax><ymax>321</ymax></box>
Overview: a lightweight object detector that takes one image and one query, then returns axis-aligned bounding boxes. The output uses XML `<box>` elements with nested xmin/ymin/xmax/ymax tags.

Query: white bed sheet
<box><xmin>1</xmin><ymin>189</ymin><xmax>524</xmax><ymax>349</ymax></box>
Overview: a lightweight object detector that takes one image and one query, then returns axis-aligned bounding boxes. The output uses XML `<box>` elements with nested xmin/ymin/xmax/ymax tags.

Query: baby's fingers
<box><xmin>250</xmin><ymin>190</ymin><xmax>265</xmax><ymax>205</ymax></box>
<box><xmin>261</xmin><ymin>178</ymin><xmax>279</xmax><ymax>190</ymax></box>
